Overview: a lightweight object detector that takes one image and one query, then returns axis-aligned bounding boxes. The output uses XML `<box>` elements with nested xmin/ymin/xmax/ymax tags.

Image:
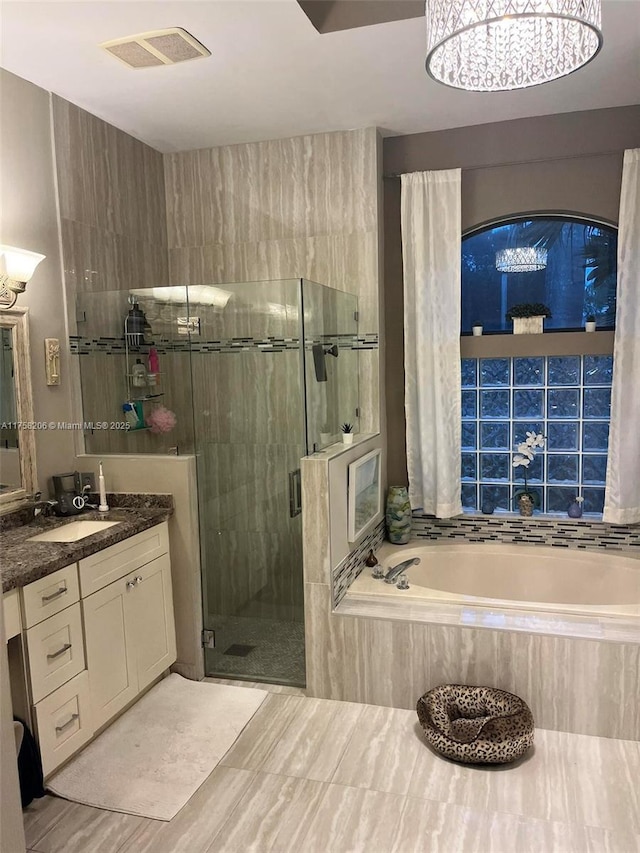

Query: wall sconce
<box><xmin>0</xmin><ymin>244</ymin><xmax>46</xmax><ymax>308</ymax></box>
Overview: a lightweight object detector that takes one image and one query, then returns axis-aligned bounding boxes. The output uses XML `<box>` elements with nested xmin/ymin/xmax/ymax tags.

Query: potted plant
<box><xmin>472</xmin><ymin>322</ymin><xmax>483</xmax><ymax>337</ymax></box>
<box><xmin>512</xmin><ymin>432</ymin><xmax>545</xmax><ymax>516</ymax></box>
<box><xmin>506</xmin><ymin>303</ymin><xmax>552</xmax><ymax>335</ymax></box>
<box><xmin>320</xmin><ymin>424</ymin><xmax>333</xmax><ymax>445</ymax></box>
<box><xmin>585</xmin><ymin>314</ymin><xmax>596</xmax><ymax>333</ymax></box>
<box><xmin>341</xmin><ymin>423</ymin><xmax>354</xmax><ymax>445</ymax></box>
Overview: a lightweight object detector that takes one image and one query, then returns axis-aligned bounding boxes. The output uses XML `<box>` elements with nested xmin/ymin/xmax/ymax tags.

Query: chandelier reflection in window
<box><xmin>495</xmin><ymin>247</ymin><xmax>548</xmax><ymax>273</ymax></box>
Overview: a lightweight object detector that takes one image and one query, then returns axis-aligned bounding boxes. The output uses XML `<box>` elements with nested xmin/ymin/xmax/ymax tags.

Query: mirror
<box><xmin>0</xmin><ymin>308</ymin><xmax>37</xmax><ymax>505</ymax></box>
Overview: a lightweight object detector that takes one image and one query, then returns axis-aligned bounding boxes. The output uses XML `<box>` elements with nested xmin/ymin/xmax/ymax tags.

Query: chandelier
<box><xmin>496</xmin><ymin>247</ymin><xmax>548</xmax><ymax>272</ymax></box>
<box><xmin>425</xmin><ymin>1</ymin><xmax>603</xmax><ymax>92</ymax></box>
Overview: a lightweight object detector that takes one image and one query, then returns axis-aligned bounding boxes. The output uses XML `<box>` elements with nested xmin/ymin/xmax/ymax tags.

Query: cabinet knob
<box><xmin>135</xmin><ymin>575</ymin><xmax>143</xmax><ymax>585</ymax></box>
<box><xmin>126</xmin><ymin>580</ymin><xmax>136</xmax><ymax>590</ymax></box>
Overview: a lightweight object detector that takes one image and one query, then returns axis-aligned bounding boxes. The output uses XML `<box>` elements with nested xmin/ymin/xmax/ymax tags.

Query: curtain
<box><xmin>604</xmin><ymin>148</ymin><xmax>640</xmax><ymax>525</ymax></box>
<box><xmin>401</xmin><ymin>170</ymin><xmax>462</xmax><ymax>518</ymax></box>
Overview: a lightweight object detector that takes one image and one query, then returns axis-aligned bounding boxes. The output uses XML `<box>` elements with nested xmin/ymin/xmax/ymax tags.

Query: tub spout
<box><xmin>384</xmin><ymin>557</ymin><xmax>420</xmax><ymax>584</ymax></box>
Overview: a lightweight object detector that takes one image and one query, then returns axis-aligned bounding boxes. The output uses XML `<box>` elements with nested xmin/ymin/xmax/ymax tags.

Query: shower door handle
<box><xmin>289</xmin><ymin>469</ymin><xmax>302</xmax><ymax>518</ymax></box>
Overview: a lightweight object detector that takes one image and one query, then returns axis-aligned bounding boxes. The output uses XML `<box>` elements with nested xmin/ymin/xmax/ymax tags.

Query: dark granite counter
<box><xmin>1</xmin><ymin>494</ymin><xmax>173</xmax><ymax>593</ymax></box>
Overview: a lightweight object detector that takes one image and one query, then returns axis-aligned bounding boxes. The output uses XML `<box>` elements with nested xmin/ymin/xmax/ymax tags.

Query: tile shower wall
<box><xmin>462</xmin><ymin>355</ymin><xmax>612</xmax><ymax>514</ymax></box>
<box><xmin>163</xmin><ymin>128</ymin><xmax>383</xmax><ymax>435</ymax></box>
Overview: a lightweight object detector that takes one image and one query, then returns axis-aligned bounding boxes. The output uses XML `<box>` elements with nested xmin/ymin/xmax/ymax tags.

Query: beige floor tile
<box><xmin>332</xmin><ymin>705</ymin><xmax>423</xmax><ymax>795</ymax></box>
<box><xmin>300</xmin><ymin>783</ymin><xmax>405</xmax><ymax>853</ymax></box>
<box><xmin>206</xmin><ymin>772</ymin><xmax>327</xmax><ymax>852</ymax></box>
<box><xmin>261</xmin><ymin>697</ymin><xmax>364</xmax><ymax>782</ymax></box>
<box><xmin>220</xmin><ymin>694</ymin><xmax>304</xmax><ymax>771</ymax></box>
<box><xmin>29</xmin><ymin>801</ymin><xmax>146</xmax><ymax>853</ymax></box>
<box><xmin>23</xmin><ymin>795</ymin><xmax>76</xmax><ymax>849</ymax></box>
<box><xmin>118</xmin><ymin>766</ymin><xmax>254</xmax><ymax>853</ymax></box>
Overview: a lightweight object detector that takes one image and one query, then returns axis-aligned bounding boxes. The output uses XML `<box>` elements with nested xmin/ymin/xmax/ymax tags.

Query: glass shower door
<box><xmin>191</xmin><ymin>280</ymin><xmax>307</xmax><ymax>686</ymax></box>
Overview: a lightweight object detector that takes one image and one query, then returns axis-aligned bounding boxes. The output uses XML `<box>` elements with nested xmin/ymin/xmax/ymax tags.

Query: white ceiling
<box><xmin>1</xmin><ymin>0</ymin><xmax>639</xmax><ymax>153</ymax></box>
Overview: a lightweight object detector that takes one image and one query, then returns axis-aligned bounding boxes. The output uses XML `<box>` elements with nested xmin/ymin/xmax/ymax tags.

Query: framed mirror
<box><xmin>0</xmin><ymin>308</ymin><xmax>37</xmax><ymax>506</ymax></box>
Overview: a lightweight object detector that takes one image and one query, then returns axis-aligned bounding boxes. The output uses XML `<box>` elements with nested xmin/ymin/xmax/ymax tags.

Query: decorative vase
<box><xmin>517</xmin><ymin>494</ymin><xmax>534</xmax><ymax>517</ymax></box>
<box><xmin>386</xmin><ymin>486</ymin><xmax>412</xmax><ymax>544</ymax></box>
<box><xmin>472</xmin><ymin>325</ymin><xmax>483</xmax><ymax>337</ymax></box>
<box><xmin>342</xmin><ymin>433</ymin><xmax>354</xmax><ymax>445</ymax></box>
<box><xmin>585</xmin><ymin>321</ymin><xmax>596</xmax><ymax>333</ymax></box>
<box><xmin>512</xmin><ymin>316</ymin><xmax>544</xmax><ymax>335</ymax></box>
<box><xmin>567</xmin><ymin>501</ymin><xmax>583</xmax><ymax>518</ymax></box>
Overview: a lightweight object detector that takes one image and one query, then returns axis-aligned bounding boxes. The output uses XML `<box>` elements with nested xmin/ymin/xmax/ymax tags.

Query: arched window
<box><xmin>461</xmin><ymin>216</ymin><xmax>617</xmax><ymax>334</ymax></box>
<box><xmin>460</xmin><ymin>215</ymin><xmax>616</xmax><ymax>516</ymax></box>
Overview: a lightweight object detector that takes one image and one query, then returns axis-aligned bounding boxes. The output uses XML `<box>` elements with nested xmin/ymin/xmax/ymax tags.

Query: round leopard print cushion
<box><xmin>416</xmin><ymin>685</ymin><xmax>534</xmax><ymax>765</ymax></box>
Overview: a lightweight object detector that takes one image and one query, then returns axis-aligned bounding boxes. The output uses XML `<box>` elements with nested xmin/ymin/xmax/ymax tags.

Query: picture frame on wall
<box><xmin>347</xmin><ymin>448</ymin><xmax>382</xmax><ymax>542</ymax></box>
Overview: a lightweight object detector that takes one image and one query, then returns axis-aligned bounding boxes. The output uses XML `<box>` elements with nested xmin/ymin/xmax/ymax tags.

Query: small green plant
<box><xmin>506</xmin><ymin>303</ymin><xmax>552</xmax><ymax>320</ymax></box>
<box><xmin>586</xmin><ymin>313</ymin><xmax>596</xmax><ymax>323</ymax></box>
<box><xmin>341</xmin><ymin>423</ymin><xmax>353</xmax><ymax>434</ymax></box>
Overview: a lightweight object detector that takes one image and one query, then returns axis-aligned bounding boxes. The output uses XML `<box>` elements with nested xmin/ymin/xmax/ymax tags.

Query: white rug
<box><xmin>47</xmin><ymin>674</ymin><xmax>266</xmax><ymax>820</ymax></box>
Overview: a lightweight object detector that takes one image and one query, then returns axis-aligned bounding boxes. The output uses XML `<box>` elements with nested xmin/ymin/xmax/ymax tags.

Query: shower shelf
<box><xmin>131</xmin><ymin>394</ymin><xmax>164</xmax><ymax>402</ymax></box>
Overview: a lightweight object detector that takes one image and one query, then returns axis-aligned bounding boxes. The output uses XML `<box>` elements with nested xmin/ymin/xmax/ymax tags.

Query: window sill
<box><xmin>460</xmin><ymin>508</ymin><xmax>604</xmax><ymax>523</ymax></box>
<box><xmin>460</xmin><ymin>330</ymin><xmax>614</xmax><ymax>359</ymax></box>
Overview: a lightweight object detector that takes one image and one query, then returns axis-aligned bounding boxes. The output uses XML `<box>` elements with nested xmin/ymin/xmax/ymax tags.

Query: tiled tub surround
<box><xmin>411</xmin><ymin>512</ymin><xmax>640</xmax><ymax>551</ymax></box>
<box><xmin>0</xmin><ymin>495</ymin><xmax>173</xmax><ymax>592</ymax></box>
<box><xmin>332</xmin><ymin>519</ymin><xmax>385</xmax><ymax>606</ymax></box>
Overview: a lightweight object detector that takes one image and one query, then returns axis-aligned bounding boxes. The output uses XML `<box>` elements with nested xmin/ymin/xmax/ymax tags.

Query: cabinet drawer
<box><xmin>79</xmin><ymin>522</ymin><xmax>169</xmax><ymax>597</ymax></box>
<box><xmin>34</xmin><ymin>670</ymin><xmax>93</xmax><ymax>777</ymax></box>
<box><xmin>3</xmin><ymin>588</ymin><xmax>21</xmax><ymax>640</ymax></box>
<box><xmin>26</xmin><ymin>603</ymin><xmax>86</xmax><ymax>703</ymax></box>
<box><xmin>22</xmin><ymin>564</ymin><xmax>79</xmax><ymax>629</ymax></box>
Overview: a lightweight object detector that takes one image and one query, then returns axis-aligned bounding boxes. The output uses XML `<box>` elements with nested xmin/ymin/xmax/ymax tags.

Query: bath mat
<box><xmin>47</xmin><ymin>673</ymin><xmax>266</xmax><ymax>820</ymax></box>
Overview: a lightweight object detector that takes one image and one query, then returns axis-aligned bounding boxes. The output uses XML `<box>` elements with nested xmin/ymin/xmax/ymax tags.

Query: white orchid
<box><xmin>513</xmin><ymin>432</ymin><xmax>545</xmax><ymax>511</ymax></box>
<box><xmin>525</xmin><ymin>431</ymin><xmax>545</xmax><ymax>448</ymax></box>
<box><xmin>512</xmin><ymin>454</ymin><xmax>531</xmax><ymax>468</ymax></box>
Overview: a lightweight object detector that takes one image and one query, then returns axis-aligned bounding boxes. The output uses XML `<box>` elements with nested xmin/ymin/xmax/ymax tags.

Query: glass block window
<box><xmin>461</xmin><ymin>217</ymin><xmax>617</xmax><ymax>334</ymax></box>
<box><xmin>461</xmin><ymin>355</ymin><xmax>612</xmax><ymax>515</ymax></box>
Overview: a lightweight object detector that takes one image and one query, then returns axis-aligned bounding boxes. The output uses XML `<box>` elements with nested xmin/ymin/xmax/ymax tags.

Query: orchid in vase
<box><xmin>512</xmin><ymin>432</ymin><xmax>545</xmax><ymax>515</ymax></box>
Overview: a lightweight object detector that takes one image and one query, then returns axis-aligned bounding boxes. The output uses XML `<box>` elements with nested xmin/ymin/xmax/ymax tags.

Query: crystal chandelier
<box><xmin>496</xmin><ymin>247</ymin><xmax>548</xmax><ymax>272</ymax></box>
<box><xmin>425</xmin><ymin>1</ymin><xmax>603</xmax><ymax>92</ymax></box>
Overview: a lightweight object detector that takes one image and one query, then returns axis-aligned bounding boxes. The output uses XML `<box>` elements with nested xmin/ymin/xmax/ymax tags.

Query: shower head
<box><xmin>325</xmin><ymin>344</ymin><xmax>339</xmax><ymax>358</ymax></box>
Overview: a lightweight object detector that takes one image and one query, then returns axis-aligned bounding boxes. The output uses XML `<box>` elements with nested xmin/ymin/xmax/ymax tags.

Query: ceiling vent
<box><xmin>100</xmin><ymin>28</ymin><xmax>210</xmax><ymax>69</ymax></box>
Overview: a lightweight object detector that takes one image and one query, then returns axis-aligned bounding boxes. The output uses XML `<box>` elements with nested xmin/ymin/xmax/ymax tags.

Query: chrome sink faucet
<box><xmin>383</xmin><ymin>557</ymin><xmax>420</xmax><ymax>584</ymax></box>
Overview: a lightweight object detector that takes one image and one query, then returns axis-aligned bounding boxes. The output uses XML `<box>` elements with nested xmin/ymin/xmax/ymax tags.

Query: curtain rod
<box><xmin>383</xmin><ymin>149</ymin><xmax>624</xmax><ymax>179</ymax></box>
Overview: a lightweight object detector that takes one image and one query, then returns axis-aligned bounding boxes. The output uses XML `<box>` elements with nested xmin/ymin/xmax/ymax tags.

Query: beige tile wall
<box><xmin>164</xmin><ymin>128</ymin><xmax>383</xmax><ymax>435</ymax></box>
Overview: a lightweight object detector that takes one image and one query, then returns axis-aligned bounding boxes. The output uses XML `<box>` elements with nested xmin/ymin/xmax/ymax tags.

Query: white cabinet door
<box><xmin>130</xmin><ymin>554</ymin><xmax>177</xmax><ymax>691</ymax></box>
<box><xmin>83</xmin><ymin>573</ymin><xmax>138</xmax><ymax>731</ymax></box>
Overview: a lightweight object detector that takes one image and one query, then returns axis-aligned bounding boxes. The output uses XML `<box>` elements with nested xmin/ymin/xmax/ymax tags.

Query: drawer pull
<box><xmin>47</xmin><ymin>643</ymin><xmax>72</xmax><ymax>660</ymax></box>
<box><xmin>42</xmin><ymin>587</ymin><xmax>67</xmax><ymax>603</ymax></box>
<box><xmin>55</xmin><ymin>713</ymin><xmax>79</xmax><ymax>734</ymax></box>
<box><xmin>126</xmin><ymin>580</ymin><xmax>136</xmax><ymax>590</ymax></box>
<box><xmin>135</xmin><ymin>575</ymin><xmax>143</xmax><ymax>585</ymax></box>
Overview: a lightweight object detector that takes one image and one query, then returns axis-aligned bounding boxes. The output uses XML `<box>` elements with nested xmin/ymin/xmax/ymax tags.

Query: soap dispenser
<box><xmin>132</xmin><ymin>359</ymin><xmax>147</xmax><ymax>388</ymax></box>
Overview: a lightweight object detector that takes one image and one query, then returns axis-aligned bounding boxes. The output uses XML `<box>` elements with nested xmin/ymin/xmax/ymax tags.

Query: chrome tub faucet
<box><xmin>383</xmin><ymin>557</ymin><xmax>420</xmax><ymax>584</ymax></box>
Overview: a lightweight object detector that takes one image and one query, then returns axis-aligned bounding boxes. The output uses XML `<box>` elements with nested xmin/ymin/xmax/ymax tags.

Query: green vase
<box><xmin>386</xmin><ymin>486</ymin><xmax>412</xmax><ymax>544</ymax></box>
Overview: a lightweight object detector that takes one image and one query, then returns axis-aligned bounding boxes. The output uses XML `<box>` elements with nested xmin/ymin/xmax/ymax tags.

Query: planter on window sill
<box><xmin>512</xmin><ymin>316</ymin><xmax>545</xmax><ymax>335</ymax></box>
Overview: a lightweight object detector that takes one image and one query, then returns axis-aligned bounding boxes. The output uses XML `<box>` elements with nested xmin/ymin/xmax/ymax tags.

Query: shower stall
<box><xmin>74</xmin><ymin>279</ymin><xmax>359</xmax><ymax>686</ymax></box>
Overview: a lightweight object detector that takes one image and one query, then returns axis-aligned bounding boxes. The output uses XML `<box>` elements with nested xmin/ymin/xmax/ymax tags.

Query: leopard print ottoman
<box><xmin>416</xmin><ymin>685</ymin><xmax>534</xmax><ymax>765</ymax></box>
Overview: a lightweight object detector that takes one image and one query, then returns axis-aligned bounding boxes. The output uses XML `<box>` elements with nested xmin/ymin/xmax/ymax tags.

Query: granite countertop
<box><xmin>1</xmin><ymin>494</ymin><xmax>174</xmax><ymax>593</ymax></box>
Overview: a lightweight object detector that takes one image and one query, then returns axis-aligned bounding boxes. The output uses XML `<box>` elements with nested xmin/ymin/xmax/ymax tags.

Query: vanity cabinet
<box><xmin>5</xmin><ymin>520</ymin><xmax>175</xmax><ymax>777</ymax></box>
<box><xmin>83</xmin><ymin>551</ymin><xmax>176</xmax><ymax>731</ymax></box>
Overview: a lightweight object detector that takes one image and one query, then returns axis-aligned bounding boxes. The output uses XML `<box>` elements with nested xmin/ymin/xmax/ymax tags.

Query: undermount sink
<box><xmin>28</xmin><ymin>519</ymin><xmax>121</xmax><ymax>543</ymax></box>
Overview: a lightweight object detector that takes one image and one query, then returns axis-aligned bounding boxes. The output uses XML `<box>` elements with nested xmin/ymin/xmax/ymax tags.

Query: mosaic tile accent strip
<box><xmin>69</xmin><ymin>333</ymin><xmax>379</xmax><ymax>356</ymax></box>
<box><xmin>411</xmin><ymin>513</ymin><xmax>639</xmax><ymax>552</ymax></box>
<box><xmin>332</xmin><ymin>519</ymin><xmax>386</xmax><ymax>607</ymax></box>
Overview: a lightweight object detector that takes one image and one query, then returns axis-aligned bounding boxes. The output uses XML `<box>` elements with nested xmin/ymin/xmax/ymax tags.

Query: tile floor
<box><xmin>23</xmin><ymin>680</ymin><xmax>640</xmax><ymax>853</ymax></box>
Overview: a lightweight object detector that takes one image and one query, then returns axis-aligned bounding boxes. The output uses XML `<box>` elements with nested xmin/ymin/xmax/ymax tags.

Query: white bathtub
<box><xmin>349</xmin><ymin>541</ymin><xmax>640</xmax><ymax>620</ymax></box>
